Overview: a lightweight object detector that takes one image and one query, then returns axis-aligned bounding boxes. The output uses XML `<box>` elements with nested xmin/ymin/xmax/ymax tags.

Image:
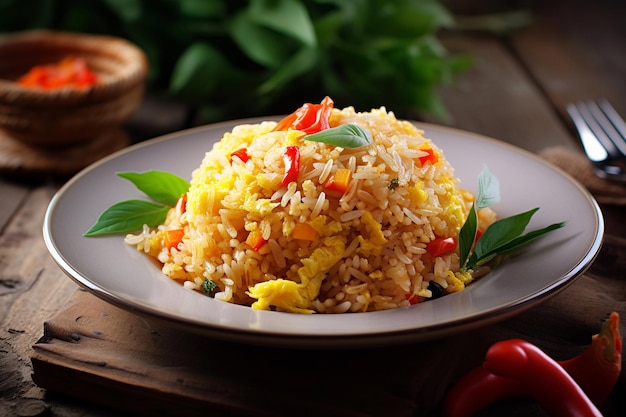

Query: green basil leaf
<box><xmin>458</xmin><ymin>203</ymin><xmax>477</xmax><ymax>269</ymax></box>
<box><xmin>458</xmin><ymin>170</ymin><xmax>564</xmax><ymax>272</ymax></box>
<box><xmin>305</xmin><ymin>124</ymin><xmax>372</xmax><ymax>148</ymax></box>
<box><xmin>473</xmin><ymin>221</ymin><xmax>566</xmax><ymax>266</ymax></box>
<box><xmin>476</xmin><ymin>165</ymin><xmax>500</xmax><ymax>209</ymax></box>
<box><xmin>83</xmin><ymin>200</ymin><xmax>170</xmax><ymax>236</ymax></box>
<box><xmin>468</xmin><ymin>207</ymin><xmax>539</xmax><ymax>268</ymax></box>
<box><xmin>117</xmin><ymin>171</ymin><xmax>190</xmax><ymax>206</ymax></box>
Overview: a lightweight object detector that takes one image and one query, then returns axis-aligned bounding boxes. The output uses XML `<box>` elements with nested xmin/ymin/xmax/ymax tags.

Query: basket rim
<box><xmin>0</xmin><ymin>30</ymin><xmax>148</xmax><ymax>104</ymax></box>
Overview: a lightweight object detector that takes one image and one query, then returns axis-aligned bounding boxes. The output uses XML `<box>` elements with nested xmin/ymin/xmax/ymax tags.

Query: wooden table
<box><xmin>1</xmin><ymin>1</ymin><xmax>625</xmax><ymax>416</ymax></box>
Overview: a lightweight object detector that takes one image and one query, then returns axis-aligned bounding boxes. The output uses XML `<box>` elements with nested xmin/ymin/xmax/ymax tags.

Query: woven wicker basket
<box><xmin>0</xmin><ymin>30</ymin><xmax>148</xmax><ymax>147</ymax></box>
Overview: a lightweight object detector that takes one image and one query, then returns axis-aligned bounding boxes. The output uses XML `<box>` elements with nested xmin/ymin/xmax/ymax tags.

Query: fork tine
<box><xmin>567</xmin><ymin>100</ymin><xmax>626</xmax><ymax>181</ymax></box>
<box><xmin>597</xmin><ymin>99</ymin><xmax>626</xmax><ymax>156</ymax></box>
<box><xmin>566</xmin><ymin>103</ymin><xmax>609</xmax><ymax>162</ymax></box>
<box><xmin>577</xmin><ymin>101</ymin><xmax>622</xmax><ymax>159</ymax></box>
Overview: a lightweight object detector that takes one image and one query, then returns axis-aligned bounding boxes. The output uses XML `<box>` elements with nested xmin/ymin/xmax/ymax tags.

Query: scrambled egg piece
<box><xmin>242</xmin><ymin>191</ymin><xmax>278</xmax><ymax>216</ymax></box>
<box><xmin>438</xmin><ymin>176</ymin><xmax>466</xmax><ymax>231</ymax></box>
<box><xmin>453</xmin><ymin>270</ymin><xmax>474</xmax><ymax>285</ymax></box>
<box><xmin>309</xmin><ymin>215</ymin><xmax>342</xmax><ymax>237</ymax></box>
<box><xmin>357</xmin><ymin>211</ymin><xmax>387</xmax><ymax>256</ymax></box>
<box><xmin>248</xmin><ymin>236</ymin><xmax>345</xmax><ymax>313</ymax></box>
<box><xmin>247</xmin><ymin>279</ymin><xmax>312</xmax><ymax>314</ymax></box>
<box><xmin>297</xmin><ymin>236</ymin><xmax>345</xmax><ymax>300</ymax></box>
<box><xmin>408</xmin><ymin>180</ymin><xmax>428</xmax><ymax>205</ymax></box>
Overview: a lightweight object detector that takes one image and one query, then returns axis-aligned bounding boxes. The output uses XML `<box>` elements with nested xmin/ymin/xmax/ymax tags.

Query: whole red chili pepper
<box><xmin>560</xmin><ymin>311</ymin><xmax>622</xmax><ymax>405</ymax></box>
<box><xmin>484</xmin><ymin>339</ymin><xmax>602</xmax><ymax>417</ymax></box>
<box><xmin>273</xmin><ymin>96</ymin><xmax>334</xmax><ymax>134</ymax></box>
<box><xmin>443</xmin><ymin>366</ymin><xmax>524</xmax><ymax>417</ymax></box>
<box><xmin>281</xmin><ymin>146</ymin><xmax>300</xmax><ymax>186</ymax></box>
<box><xmin>443</xmin><ymin>312</ymin><xmax>622</xmax><ymax>417</ymax></box>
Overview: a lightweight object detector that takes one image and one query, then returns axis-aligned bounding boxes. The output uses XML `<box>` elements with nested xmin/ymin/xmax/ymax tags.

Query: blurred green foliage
<box><xmin>0</xmin><ymin>0</ymin><xmax>470</xmax><ymax>122</ymax></box>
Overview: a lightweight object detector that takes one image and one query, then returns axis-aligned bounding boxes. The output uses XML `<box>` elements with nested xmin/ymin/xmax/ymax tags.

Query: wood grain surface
<box><xmin>1</xmin><ymin>1</ymin><xmax>625</xmax><ymax>416</ymax></box>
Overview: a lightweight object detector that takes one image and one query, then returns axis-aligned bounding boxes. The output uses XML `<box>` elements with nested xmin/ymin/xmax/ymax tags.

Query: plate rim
<box><xmin>43</xmin><ymin>119</ymin><xmax>604</xmax><ymax>348</ymax></box>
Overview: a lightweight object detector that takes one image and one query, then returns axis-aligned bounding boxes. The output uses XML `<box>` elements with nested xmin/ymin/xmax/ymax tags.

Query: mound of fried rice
<box><xmin>126</xmin><ymin>105</ymin><xmax>496</xmax><ymax>313</ymax></box>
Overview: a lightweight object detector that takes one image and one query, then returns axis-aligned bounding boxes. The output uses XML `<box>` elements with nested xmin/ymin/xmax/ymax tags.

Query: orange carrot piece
<box><xmin>324</xmin><ymin>168</ymin><xmax>352</xmax><ymax>193</ymax></box>
<box><xmin>246</xmin><ymin>230</ymin><xmax>267</xmax><ymax>251</ymax></box>
<box><xmin>164</xmin><ymin>229</ymin><xmax>185</xmax><ymax>250</ymax></box>
<box><xmin>292</xmin><ymin>222</ymin><xmax>318</xmax><ymax>241</ymax></box>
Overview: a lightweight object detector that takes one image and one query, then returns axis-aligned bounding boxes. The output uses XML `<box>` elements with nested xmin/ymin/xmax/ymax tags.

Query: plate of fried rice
<box><xmin>44</xmin><ymin>100</ymin><xmax>603</xmax><ymax>348</ymax></box>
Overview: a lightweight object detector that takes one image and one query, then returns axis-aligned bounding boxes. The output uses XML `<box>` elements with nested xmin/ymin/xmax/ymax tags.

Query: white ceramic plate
<box><xmin>43</xmin><ymin>119</ymin><xmax>603</xmax><ymax>348</ymax></box>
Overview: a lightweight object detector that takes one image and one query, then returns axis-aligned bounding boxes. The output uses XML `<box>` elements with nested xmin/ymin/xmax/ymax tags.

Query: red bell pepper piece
<box><xmin>281</xmin><ymin>146</ymin><xmax>300</xmax><ymax>186</ymax></box>
<box><xmin>426</xmin><ymin>237</ymin><xmax>457</xmax><ymax>257</ymax></box>
<box><xmin>273</xmin><ymin>96</ymin><xmax>334</xmax><ymax>134</ymax></box>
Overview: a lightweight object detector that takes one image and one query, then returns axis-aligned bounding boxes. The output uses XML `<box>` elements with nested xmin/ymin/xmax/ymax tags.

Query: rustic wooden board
<box><xmin>0</xmin><ymin>185</ymin><xmax>81</xmax><ymax>415</ymax></box>
<box><xmin>0</xmin><ymin>179</ymin><xmax>29</xmax><ymax>229</ymax></box>
<box><xmin>30</xmin><ymin>272</ymin><xmax>626</xmax><ymax>417</ymax></box>
<box><xmin>30</xmin><ymin>290</ymin><xmax>487</xmax><ymax>417</ymax></box>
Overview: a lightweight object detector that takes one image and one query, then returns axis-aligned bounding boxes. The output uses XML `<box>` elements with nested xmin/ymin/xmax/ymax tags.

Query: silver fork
<box><xmin>566</xmin><ymin>100</ymin><xmax>626</xmax><ymax>182</ymax></box>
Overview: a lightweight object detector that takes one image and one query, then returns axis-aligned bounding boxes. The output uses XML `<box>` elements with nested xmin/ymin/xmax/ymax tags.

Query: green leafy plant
<box><xmin>1</xmin><ymin>0</ymin><xmax>470</xmax><ymax>122</ymax></box>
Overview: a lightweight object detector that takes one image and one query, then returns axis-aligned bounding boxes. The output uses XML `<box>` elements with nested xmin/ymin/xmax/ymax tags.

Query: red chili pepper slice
<box><xmin>281</xmin><ymin>146</ymin><xmax>300</xmax><ymax>186</ymax></box>
<box><xmin>273</xmin><ymin>96</ymin><xmax>334</xmax><ymax>134</ymax></box>
<box><xmin>175</xmin><ymin>193</ymin><xmax>187</xmax><ymax>217</ymax></box>
<box><xmin>426</xmin><ymin>237</ymin><xmax>457</xmax><ymax>257</ymax></box>
<box><xmin>405</xmin><ymin>293</ymin><xmax>419</xmax><ymax>305</ymax></box>
<box><xmin>230</xmin><ymin>148</ymin><xmax>250</xmax><ymax>163</ymax></box>
<box><xmin>17</xmin><ymin>56</ymin><xmax>97</xmax><ymax>89</ymax></box>
<box><xmin>418</xmin><ymin>147</ymin><xmax>438</xmax><ymax>166</ymax></box>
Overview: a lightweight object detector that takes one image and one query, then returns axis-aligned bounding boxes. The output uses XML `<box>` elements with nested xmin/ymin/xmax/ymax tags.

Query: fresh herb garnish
<box><xmin>84</xmin><ymin>170</ymin><xmax>189</xmax><ymax>237</ymax></box>
<box><xmin>202</xmin><ymin>279</ymin><xmax>219</xmax><ymax>297</ymax></box>
<box><xmin>305</xmin><ymin>124</ymin><xmax>372</xmax><ymax>148</ymax></box>
<box><xmin>117</xmin><ymin>171</ymin><xmax>191</xmax><ymax>206</ymax></box>
<box><xmin>459</xmin><ymin>166</ymin><xmax>565</xmax><ymax>271</ymax></box>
